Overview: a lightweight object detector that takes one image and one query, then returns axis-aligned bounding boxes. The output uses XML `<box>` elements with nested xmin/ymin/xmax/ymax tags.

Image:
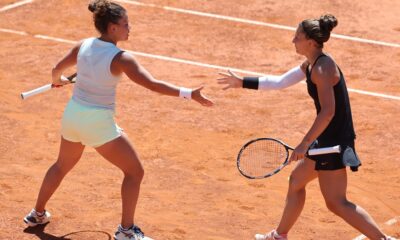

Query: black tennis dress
<box><xmin>306</xmin><ymin>54</ymin><xmax>360</xmax><ymax>171</ymax></box>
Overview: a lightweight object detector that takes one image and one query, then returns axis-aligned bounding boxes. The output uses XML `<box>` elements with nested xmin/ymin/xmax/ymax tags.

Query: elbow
<box><xmin>327</xmin><ymin>106</ymin><xmax>335</xmax><ymax>119</ymax></box>
<box><xmin>323</xmin><ymin>109</ymin><xmax>335</xmax><ymax>122</ymax></box>
<box><xmin>327</xmin><ymin>112</ymin><xmax>334</xmax><ymax>122</ymax></box>
<box><xmin>146</xmin><ymin>81</ymin><xmax>159</xmax><ymax>92</ymax></box>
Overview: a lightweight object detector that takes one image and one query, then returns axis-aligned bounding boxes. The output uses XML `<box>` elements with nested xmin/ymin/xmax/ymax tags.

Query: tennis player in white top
<box><xmin>23</xmin><ymin>1</ymin><xmax>213</xmax><ymax>239</ymax></box>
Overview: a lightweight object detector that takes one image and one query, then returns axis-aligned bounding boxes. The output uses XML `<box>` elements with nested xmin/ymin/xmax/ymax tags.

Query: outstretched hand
<box><xmin>192</xmin><ymin>86</ymin><xmax>214</xmax><ymax>107</ymax></box>
<box><xmin>217</xmin><ymin>70</ymin><xmax>243</xmax><ymax>90</ymax></box>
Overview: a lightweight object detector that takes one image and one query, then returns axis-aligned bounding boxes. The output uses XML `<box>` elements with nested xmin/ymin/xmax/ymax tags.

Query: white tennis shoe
<box><xmin>114</xmin><ymin>224</ymin><xmax>153</xmax><ymax>240</ymax></box>
<box><xmin>23</xmin><ymin>209</ymin><xmax>51</xmax><ymax>227</ymax></box>
<box><xmin>255</xmin><ymin>230</ymin><xmax>288</xmax><ymax>240</ymax></box>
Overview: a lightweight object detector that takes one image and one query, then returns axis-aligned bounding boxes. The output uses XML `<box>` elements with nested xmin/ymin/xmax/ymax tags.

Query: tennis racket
<box><xmin>237</xmin><ymin>138</ymin><xmax>341</xmax><ymax>179</ymax></box>
<box><xmin>21</xmin><ymin>73</ymin><xmax>77</xmax><ymax>100</ymax></box>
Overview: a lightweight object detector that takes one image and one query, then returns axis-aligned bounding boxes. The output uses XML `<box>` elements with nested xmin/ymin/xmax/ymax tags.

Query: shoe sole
<box><xmin>23</xmin><ymin>218</ymin><xmax>49</xmax><ymax>227</ymax></box>
<box><xmin>113</xmin><ymin>236</ymin><xmax>154</xmax><ymax>240</ymax></box>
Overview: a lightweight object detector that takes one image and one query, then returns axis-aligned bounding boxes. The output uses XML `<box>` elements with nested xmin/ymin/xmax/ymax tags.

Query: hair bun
<box><xmin>88</xmin><ymin>0</ymin><xmax>110</xmax><ymax>14</ymax></box>
<box><xmin>88</xmin><ymin>1</ymin><xmax>96</xmax><ymax>12</ymax></box>
<box><xmin>319</xmin><ymin>14</ymin><xmax>338</xmax><ymax>33</ymax></box>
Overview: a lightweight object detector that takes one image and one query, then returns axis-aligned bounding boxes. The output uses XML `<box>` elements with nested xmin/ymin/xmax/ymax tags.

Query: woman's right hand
<box><xmin>191</xmin><ymin>86</ymin><xmax>214</xmax><ymax>107</ymax></box>
<box><xmin>289</xmin><ymin>142</ymin><xmax>309</xmax><ymax>163</ymax></box>
<box><xmin>217</xmin><ymin>70</ymin><xmax>243</xmax><ymax>90</ymax></box>
<box><xmin>52</xmin><ymin>75</ymin><xmax>71</xmax><ymax>87</ymax></box>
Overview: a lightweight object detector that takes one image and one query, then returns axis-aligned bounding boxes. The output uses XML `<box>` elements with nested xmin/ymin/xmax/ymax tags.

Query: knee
<box><xmin>124</xmin><ymin>164</ymin><xmax>144</xmax><ymax>182</ymax></box>
<box><xmin>53</xmin><ymin>161</ymin><xmax>73</xmax><ymax>176</ymax></box>
<box><xmin>288</xmin><ymin>174</ymin><xmax>307</xmax><ymax>192</ymax></box>
<box><xmin>136</xmin><ymin>166</ymin><xmax>144</xmax><ymax>181</ymax></box>
<box><xmin>324</xmin><ymin>198</ymin><xmax>348</xmax><ymax>215</ymax></box>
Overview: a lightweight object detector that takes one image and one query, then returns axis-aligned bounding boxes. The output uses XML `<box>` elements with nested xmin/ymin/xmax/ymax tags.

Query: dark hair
<box><xmin>301</xmin><ymin>14</ymin><xmax>338</xmax><ymax>48</ymax></box>
<box><xmin>88</xmin><ymin>0</ymin><xmax>126</xmax><ymax>34</ymax></box>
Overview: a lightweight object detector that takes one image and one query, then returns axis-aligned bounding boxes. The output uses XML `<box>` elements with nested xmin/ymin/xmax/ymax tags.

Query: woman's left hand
<box><xmin>289</xmin><ymin>143</ymin><xmax>309</xmax><ymax>162</ymax></box>
<box><xmin>217</xmin><ymin>70</ymin><xmax>243</xmax><ymax>90</ymax></box>
<box><xmin>192</xmin><ymin>86</ymin><xmax>214</xmax><ymax>107</ymax></box>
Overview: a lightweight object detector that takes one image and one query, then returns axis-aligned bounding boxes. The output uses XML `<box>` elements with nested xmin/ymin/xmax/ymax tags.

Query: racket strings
<box><xmin>239</xmin><ymin>140</ymin><xmax>287</xmax><ymax>178</ymax></box>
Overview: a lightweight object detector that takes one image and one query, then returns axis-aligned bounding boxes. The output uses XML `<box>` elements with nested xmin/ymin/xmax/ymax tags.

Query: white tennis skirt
<box><xmin>61</xmin><ymin>98</ymin><xmax>123</xmax><ymax>147</ymax></box>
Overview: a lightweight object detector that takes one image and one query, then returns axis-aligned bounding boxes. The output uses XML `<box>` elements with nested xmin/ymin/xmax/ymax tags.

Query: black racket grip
<box><xmin>67</xmin><ymin>73</ymin><xmax>77</xmax><ymax>82</ymax></box>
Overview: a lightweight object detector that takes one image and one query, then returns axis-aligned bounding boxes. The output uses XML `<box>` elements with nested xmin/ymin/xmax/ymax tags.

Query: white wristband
<box><xmin>179</xmin><ymin>87</ymin><xmax>192</xmax><ymax>99</ymax></box>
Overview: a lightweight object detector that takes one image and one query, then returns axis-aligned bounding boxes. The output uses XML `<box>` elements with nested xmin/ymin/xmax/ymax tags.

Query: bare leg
<box><xmin>319</xmin><ymin>169</ymin><xmax>386</xmax><ymax>240</ymax></box>
<box><xmin>35</xmin><ymin>137</ymin><xmax>85</xmax><ymax>212</ymax></box>
<box><xmin>95</xmin><ymin>133</ymin><xmax>144</xmax><ymax>229</ymax></box>
<box><xmin>276</xmin><ymin>158</ymin><xmax>318</xmax><ymax>235</ymax></box>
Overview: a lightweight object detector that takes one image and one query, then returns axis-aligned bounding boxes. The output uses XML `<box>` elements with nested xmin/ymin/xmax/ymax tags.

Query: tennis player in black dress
<box><xmin>218</xmin><ymin>14</ymin><xmax>394</xmax><ymax>240</ymax></box>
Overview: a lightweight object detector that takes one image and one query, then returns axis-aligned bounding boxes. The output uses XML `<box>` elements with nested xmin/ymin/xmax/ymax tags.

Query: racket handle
<box><xmin>20</xmin><ymin>73</ymin><xmax>77</xmax><ymax>100</ymax></box>
<box><xmin>308</xmin><ymin>145</ymin><xmax>341</xmax><ymax>155</ymax></box>
<box><xmin>67</xmin><ymin>73</ymin><xmax>77</xmax><ymax>80</ymax></box>
<box><xmin>21</xmin><ymin>84</ymin><xmax>53</xmax><ymax>99</ymax></box>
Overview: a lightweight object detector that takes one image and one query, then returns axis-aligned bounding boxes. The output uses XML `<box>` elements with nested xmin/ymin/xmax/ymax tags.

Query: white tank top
<box><xmin>73</xmin><ymin>38</ymin><xmax>122</xmax><ymax>110</ymax></box>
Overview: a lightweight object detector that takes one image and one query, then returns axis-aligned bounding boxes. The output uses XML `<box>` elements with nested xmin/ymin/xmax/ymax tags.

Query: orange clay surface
<box><xmin>0</xmin><ymin>0</ymin><xmax>399</xmax><ymax>239</ymax></box>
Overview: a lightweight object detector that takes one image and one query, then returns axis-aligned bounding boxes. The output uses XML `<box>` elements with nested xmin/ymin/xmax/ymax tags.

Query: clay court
<box><xmin>0</xmin><ymin>0</ymin><xmax>399</xmax><ymax>239</ymax></box>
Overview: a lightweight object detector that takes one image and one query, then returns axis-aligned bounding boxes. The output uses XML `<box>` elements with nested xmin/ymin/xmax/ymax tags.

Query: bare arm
<box><xmin>290</xmin><ymin>58</ymin><xmax>338</xmax><ymax>161</ymax></box>
<box><xmin>115</xmin><ymin>52</ymin><xmax>213</xmax><ymax>106</ymax></box>
<box><xmin>52</xmin><ymin>41</ymin><xmax>82</xmax><ymax>85</ymax></box>
<box><xmin>117</xmin><ymin>52</ymin><xmax>181</xmax><ymax>96</ymax></box>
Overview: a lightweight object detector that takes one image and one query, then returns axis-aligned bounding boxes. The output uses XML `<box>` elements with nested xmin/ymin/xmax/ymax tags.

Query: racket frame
<box><xmin>237</xmin><ymin>138</ymin><xmax>292</xmax><ymax>179</ymax></box>
<box><xmin>237</xmin><ymin>137</ymin><xmax>341</xmax><ymax>179</ymax></box>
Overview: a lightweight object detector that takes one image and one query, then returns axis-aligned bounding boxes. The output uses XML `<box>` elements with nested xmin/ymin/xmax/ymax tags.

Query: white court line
<box><xmin>0</xmin><ymin>28</ymin><xmax>27</xmax><ymax>35</ymax></box>
<box><xmin>384</xmin><ymin>216</ymin><xmax>400</xmax><ymax>226</ymax></box>
<box><xmin>34</xmin><ymin>34</ymin><xmax>77</xmax><ymax>44</ymax></box>
<box><xmin>115</xmin><ymin>0</ymin><xmax>400</xmax><ymax>48</ymax></box>
<box><xmin>353</xmin><ymin>216</ymin><xmax>399</xmax><ymax>240</ymax></box>
<box><xmin>0</xmin><ymin>0</ymin><xmax>33</xmax><ymax>12</ymax></box>
<box><xmin>1</xmin><ymin>28</ymin><xmax>400</xmax><ymax>101</ymax></box>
